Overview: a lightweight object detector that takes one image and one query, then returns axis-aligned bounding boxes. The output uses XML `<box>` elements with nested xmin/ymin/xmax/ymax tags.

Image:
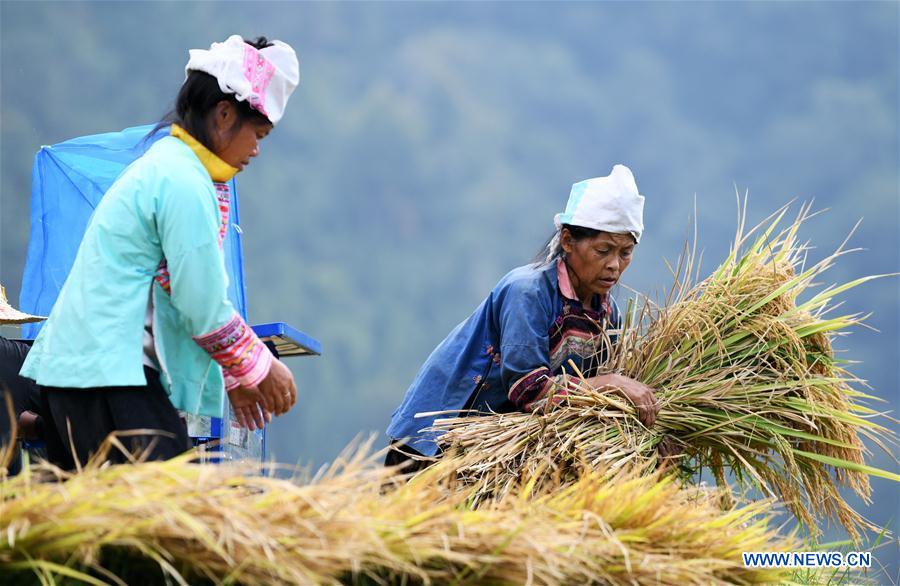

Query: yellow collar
<box><xmin>170</xmin><ymin>124</ymin><xmax>238</xmax><ymax>182</ymax></box>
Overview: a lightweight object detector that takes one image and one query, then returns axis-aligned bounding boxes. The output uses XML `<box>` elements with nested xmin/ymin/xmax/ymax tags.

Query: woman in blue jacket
<box><xmin>386</xmin><ymin>165</ymin><xmax>662</xmax><ymax>470</ymax></box>
<box><xmin>22</xmin><ymin>35</ymin><xmax>299</xmax><ymax>469</ymax></box>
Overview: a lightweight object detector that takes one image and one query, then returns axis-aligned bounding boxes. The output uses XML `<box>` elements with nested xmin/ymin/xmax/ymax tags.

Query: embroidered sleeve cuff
<box><xmin>508</xmin><ymin>367</ymin><xmax>551</xmax><ymax>410</ymax></box>
<box><xmin>223</xmin><ymin>371</ymin><xmax>240</xmax><ymax>392</ymax></box>
<box><xmin>193</xmin><ymin>313</ymin><xmax>274</xmax><ymax>388</ymax></box>
<box><xmin>523</xmin><ymin>374</ymin><xmax>573</xmax><ymax>412</ymax></box>
<box><xmin>509</xmin><ymin>369</ymin><xmax>575</xmax><ymax>412</ymax></box>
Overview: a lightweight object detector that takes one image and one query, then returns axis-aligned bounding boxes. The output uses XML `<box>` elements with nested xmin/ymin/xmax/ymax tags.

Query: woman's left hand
<box><xmin>256</xmin><ymin>359</ymin><xmax>297</xmax><ymax>416</ymax></box>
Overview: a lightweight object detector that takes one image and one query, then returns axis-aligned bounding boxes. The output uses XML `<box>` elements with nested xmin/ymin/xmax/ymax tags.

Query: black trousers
<box><xmin>383</xmin><ymin>440</ymin><xmax>435</xmax><ymax>474</ymax></box>
<box><xmin>42</xmin><ymin>367</ymin><xmax>189</xmax><ymax>470</ymax></box>
<box><xmin>1</xmin><ymin>336</ymin><xmax>43</xmax><ymax>475</ymax></box>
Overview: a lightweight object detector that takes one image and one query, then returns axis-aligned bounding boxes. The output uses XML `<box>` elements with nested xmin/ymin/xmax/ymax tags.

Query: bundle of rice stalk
<box><xmin>435</xmin><ymin>202</ymin><xmax>898</xmax><ymax>541</ymax></box>
<box><xmin>0</xmin><ymin>439</ymin><xmax>796</xmax><ymax>585</ymax></box>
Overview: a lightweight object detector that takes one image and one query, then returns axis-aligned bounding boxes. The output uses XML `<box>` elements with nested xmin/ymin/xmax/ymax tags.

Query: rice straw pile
<box><xmin>0</xmin><ymin>439</ymin><xmax>795</xmax><ymax>585</ymax></box>
<box><xmin>435</xmin><ymin>202</ymin><xmax>898</xmax><ymax>541</ymax></box>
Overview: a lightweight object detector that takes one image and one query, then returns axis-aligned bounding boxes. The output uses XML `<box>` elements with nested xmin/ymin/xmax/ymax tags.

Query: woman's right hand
<box><xmin>227</xmin><ymin>385</ymin><xmax>269</xmax><ymax>430</ymax></box>
<box><xmin>586</xmin><ymin>373</ymin><xmax>660</xmax><ymax>428</ymax></box>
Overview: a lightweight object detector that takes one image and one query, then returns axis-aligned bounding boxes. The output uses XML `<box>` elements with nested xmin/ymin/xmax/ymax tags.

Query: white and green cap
<box><xmin>554</xmin><ymin>164</ymin><xmax>645</xmax><ymax>243</ymax></box>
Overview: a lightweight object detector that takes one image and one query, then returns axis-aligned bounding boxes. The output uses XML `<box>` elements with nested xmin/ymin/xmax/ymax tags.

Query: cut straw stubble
<box><xmin>0</xmin><ymin>438</ymin><xmax>796</xmax><ymax>585</ymax></box>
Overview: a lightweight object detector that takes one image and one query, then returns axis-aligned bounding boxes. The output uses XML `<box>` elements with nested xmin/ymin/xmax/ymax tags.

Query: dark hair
<box><xmin>148</xmin><ymin>36</ymin><xmax>274</xmax><ymax>151</ymax></box>
<box><xmin>533</xmin><ymin>224</ymin><xmax>603</xmax><ymax>265</ymax></box>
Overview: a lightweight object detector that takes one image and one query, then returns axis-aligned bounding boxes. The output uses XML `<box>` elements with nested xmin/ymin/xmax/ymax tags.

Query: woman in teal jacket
<box><xmin>21</xmin><ymin>35</ymin><xmax>299</xmax><ymax>469</ymax></box>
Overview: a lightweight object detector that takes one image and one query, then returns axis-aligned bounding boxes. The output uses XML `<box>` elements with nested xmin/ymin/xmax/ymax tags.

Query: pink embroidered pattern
<box><xmin>155</xmin><ymin>259</ymin><xmax>171</xmax><ymax>295</ymax></box>
<box><xmin>223</xmin><ymin>371</ymin><xmax>240</xmax><ymax>391</ymax></box>
<box><xmin>215</xmin><ymin>182</ymin><xmax>231</xmax><ymax>244</ymax></box>
<box><xmin>193</xmin><ymin>313</ymin><xmax>273</xmax><ymax>389</ymax></box>
<box><xmin>242</xmin><ymin>45</ymin><xmax>276</xmax><ymax>117</ymax></box>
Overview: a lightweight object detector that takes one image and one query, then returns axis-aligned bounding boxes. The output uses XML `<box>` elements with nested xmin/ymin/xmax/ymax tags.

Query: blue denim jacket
<box><xmin>387</xmin><ymin>259</ymin><xmax>620</xmax><ymax>456</ymax></box>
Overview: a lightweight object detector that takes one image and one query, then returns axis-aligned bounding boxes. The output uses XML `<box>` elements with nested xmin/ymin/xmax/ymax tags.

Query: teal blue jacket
<box><xmin>21</xmin><ymin>135</ymin><xmax>236</xmax><ymax>417</ymax></box>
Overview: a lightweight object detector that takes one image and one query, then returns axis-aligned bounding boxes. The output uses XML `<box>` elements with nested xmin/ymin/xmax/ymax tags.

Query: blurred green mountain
<box><xmin>2</xmin><ymin>1</ymin><xmax>897</xmax><ymax>570</ymax></box>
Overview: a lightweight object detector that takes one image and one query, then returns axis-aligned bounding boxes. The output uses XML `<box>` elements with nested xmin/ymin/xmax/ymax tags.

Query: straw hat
<box><xmin>0</xmin><ymin>285</ymin><xmax>45</xmax><ymax>325</ymax></box>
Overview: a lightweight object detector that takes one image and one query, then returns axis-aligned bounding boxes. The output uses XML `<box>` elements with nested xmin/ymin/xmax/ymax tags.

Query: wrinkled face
<box><xmin>562</xmin><ymin>230</ymin><xmax>635</xmax><ymax>303</ymax></box>
<box><xmin>211</xmin><ymin>101</ymin><xmax>273</xmax><ymax>172</ymax></box>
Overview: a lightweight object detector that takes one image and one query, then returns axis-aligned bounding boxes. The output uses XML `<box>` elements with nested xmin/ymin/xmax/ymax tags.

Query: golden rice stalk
<box><xmin>0</xmin><ymin>439</ymin><xmax>795</xmax><ymax>585</ymax></box>
<box><xmin>435</xmin><ymin>201</ymin><xmax>898</xmax><ymax>541</ymax></box>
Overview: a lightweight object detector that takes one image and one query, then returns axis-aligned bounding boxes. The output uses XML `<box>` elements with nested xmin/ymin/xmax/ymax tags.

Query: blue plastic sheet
<box><xmin>19</xmin><ymin>124</ymin><xmax>248</xmax><ymax>339</ymax></box>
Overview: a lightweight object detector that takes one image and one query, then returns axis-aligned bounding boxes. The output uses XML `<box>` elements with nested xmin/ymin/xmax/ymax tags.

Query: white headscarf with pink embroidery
<box><xmin>185</xmin><ymin>35</ymin><xmax>299</xmax><ymax>125</ymax></box>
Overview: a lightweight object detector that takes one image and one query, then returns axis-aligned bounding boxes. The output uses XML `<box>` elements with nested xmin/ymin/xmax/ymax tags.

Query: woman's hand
<box><xmin>226</xmin><ymin>361</ymin><xmax>296</xmax><ymax>429</ymax></box>
<box><xmin>17</xmin><ymin>410</ymin><xmax>41</xmax><ymax>441</ymax></box>
<box><xmin>657</xmin><ymin>435</ymin><xmax>684</xmax><ymax>460</ymax></box>
<box><xmin>586</xmin><ymin>373</ymin><xmax>660</xmax><ymax>428</ymax></box>
<box><xmin>256</xmin><ymin>359</ymin><xmax>297</xmax><ymax>417</ymax></box>
<box><xmin>656</xmin><ymin>435</ymin><xmax>686</xmax><ymax>473</ymax></box>
<box><xmin>227</xmin><ymin>386</ymin><xmax>269</xmax><ymax>430</ymax></box>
